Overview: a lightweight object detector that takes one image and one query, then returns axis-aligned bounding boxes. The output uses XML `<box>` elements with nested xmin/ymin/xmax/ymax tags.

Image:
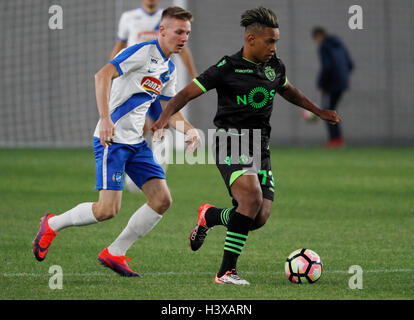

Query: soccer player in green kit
<box><xmin>152</xmin><ymin>7</ymin><xmax>340</xmax><ymax>285</ymax></box>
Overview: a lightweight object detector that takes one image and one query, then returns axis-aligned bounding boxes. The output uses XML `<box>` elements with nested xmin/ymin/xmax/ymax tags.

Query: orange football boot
<box><xmin>98</xmin><ymin>248</ymin><xmax>140</xmax><ymax>277</ymax></box>
<box><xmin>189</xmin><ymin>203</ymin><xmax>213</xmax><ymax>251</ymax></box>
<box><xmin>33</xmin><ymin>214</ymin><xmax>57</xmax><ymax>262</ymax></box>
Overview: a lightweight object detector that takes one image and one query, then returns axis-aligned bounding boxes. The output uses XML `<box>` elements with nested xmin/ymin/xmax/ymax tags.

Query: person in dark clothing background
<box><xmin>312</xmin><ymin>27</ymin><xmax>353</xmax><ymax>147</ymax></box>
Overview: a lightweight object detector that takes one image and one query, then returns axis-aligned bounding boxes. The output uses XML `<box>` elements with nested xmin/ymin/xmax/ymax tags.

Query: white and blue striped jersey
<box><xmin>117</xmin><ymin>8</ymin><xmax>162</xmax><ymax>46</ymax></box>
<box><xmin>93</xmin><ymin>39</ymin><xmax>177</xmax><ymax>144</ymax></box>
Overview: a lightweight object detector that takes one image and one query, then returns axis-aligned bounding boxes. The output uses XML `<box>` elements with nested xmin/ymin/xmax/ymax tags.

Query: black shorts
<box><xmin>213</xmin><ymin>129</ymin><xmax>275</xmax><ymax>202</ymax></box>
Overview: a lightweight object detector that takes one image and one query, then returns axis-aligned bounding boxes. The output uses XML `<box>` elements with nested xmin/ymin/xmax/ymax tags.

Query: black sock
<box><xmin>249</xmin><ymin>222</ymin><xmax>262</xmax><ymax>231</ymax></box>
<box><xmin>217</xmin><ymin>211</ymin><xmax>253</xmax><ymax>277</ymax></box>
<box><xmin>205</xmin><ymin>207</ymin><xmax>234</xmax><ymax>228</ymax></box>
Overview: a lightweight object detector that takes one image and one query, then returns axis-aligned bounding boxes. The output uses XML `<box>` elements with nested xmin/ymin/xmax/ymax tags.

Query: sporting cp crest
<box><xmin>264</xmin><ymin>66</ymin><xmax>276</xmax><ymax>81</ymax></box>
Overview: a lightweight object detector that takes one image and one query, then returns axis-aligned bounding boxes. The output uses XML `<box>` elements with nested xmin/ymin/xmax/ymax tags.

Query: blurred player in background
<box><xmin>111</xmin><ymin>0</ymin><xmax>197</xmax><ymax>75</ymax></box>
<box><xmin>111</xmin><ymin>0</ymin><xmax>198</xmax><ymax>192</ymax></box>
<box><xmin>33</xmin><ymin>7</ymin><xmax>201</xmax><ymax>277</ymax></box>
<box><xmin>312</xmin><ymin>26</ymin><xmax>353</xmax><ymax>148</ymax></box>
<box><xmin>153</xmin><ymin>7</ymin><xmax>340</xmax><ymax>285</ymax></box>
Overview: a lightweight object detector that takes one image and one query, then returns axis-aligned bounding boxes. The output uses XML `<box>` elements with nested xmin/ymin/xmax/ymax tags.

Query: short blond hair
<box><xmin>161</xmin><ymin>6</ymin><xmax>193</xmax><ymax>22</ymax></box>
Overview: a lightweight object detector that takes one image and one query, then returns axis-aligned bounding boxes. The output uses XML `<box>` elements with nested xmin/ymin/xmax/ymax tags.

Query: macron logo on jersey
<box><xmin>141</xmin><ymin>76</ymin><xmax>162</xmax><ymax>95</ymax></box>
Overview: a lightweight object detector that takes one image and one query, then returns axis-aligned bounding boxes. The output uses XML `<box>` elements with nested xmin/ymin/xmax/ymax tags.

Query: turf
<box><xmin>0</xmin><ymin>147</ymin><xmax>413</xmax><ymax>300</ymax></box>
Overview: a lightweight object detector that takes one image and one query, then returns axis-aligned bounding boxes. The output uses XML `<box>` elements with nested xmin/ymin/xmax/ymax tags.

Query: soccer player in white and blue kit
<box><xmin>111</xmin><ymin>0</ymin><xmax>198</xmax><ymax>192</ymax></box>
<box><xmin>33</xmin><ymin>7</ymin><xmax>199</xmax><ymax>277</ymax></box>
<box><xmin>111</xmin><ymin>0</ymin><xmax>197</xmax><ymax>79</ymax></box>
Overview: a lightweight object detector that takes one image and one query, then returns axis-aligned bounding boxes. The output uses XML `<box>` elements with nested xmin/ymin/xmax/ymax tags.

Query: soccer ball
<box><xmin>285</xmin><ymin>248</ymin><xmax>323</xmax><ymax>284</ymax></box>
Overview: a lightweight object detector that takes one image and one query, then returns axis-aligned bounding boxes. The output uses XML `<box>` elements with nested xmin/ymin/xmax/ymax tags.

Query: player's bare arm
<box><xmin>280</xmin><ymin>81</ymin><xmax>340</xmax><ymax>125</ymax></box>
<box><xmin>94</xmin><ymin>63</ymin><xmax>119</xmax><ymax>147</ymax></box>
<box><xmin>153</xmin><ymin>97</ymin><xmax>202</xmax><ymax>153</ymax></box>
<box><xmin>152</xmin><ymin>81</ymin><xmax>203</xmax><ymax>132</ymax></box>
<box><xmin>168</xmin><ymin>111</ymin><xmax>202</xmax><ymax>153</ymax></box>
<box><xmin>159</xmin><ymin>99</ymin><xmax>194</xmax><ymax>134</ymax></box>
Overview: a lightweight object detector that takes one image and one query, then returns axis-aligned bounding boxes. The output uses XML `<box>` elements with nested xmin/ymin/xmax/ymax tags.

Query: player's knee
<box><xmin>237</xmin><ymin>187</ymin><xmax>262</xmax><ymax>216</ymax></box>
<box><xmin>148</xmin><ymin>192</ymin><xmax>172</xmax><ymax>214</ymax></box>
<box><xmin>93</xmin><ymin>203</ymin><xmax>120</xmax><ymax>221</ymax></box>
<box><xmin>159</xmin><ymin>194</ymin><xmax>172</xmax><ymax>213</ymax></box>
<box><xmin>98</xmin><ymin>209</ymin><xmax>119</xmax><ymax>221</ymax></box>
<box><xmin>251</xmin><ymin>186</ymin><xmax>263</xmax><ymax>208</ymax></box>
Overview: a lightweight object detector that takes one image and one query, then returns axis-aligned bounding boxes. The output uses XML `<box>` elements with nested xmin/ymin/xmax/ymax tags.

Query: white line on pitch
<box><xmin>2</xmin><ymin>269</ymin><xmax>413</xmax><ymax>278</ymax></box>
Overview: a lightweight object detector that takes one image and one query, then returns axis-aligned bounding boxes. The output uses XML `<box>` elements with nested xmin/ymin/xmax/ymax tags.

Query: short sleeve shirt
<box><xmin>194</xmin><ymin>49</ymin><xmax>288</xmax><ymax>139</ymax></box>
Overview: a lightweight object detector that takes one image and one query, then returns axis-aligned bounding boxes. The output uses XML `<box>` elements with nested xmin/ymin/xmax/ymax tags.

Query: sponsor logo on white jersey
<box><xmin>141</xmin><ymin>76</ymin><xmax>162</xmax><ymax>95</ymax></box>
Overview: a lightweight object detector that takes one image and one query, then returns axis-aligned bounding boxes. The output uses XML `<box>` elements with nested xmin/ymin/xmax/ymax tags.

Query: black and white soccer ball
<box><xmin>285</xmin><ymin>248</ymin><xmax>323</xmax><ymax>284</ymax></box>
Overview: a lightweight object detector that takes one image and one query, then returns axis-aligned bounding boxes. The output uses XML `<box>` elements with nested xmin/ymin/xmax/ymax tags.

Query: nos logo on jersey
<box><xmin>141</xmin><ymin>76</ymin><xmax>162</xmax><ymax>95</ymax></box>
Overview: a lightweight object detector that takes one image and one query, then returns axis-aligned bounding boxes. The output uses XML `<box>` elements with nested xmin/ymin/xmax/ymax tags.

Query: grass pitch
<box><xmin>0</xmin><ymin>147</ymin><xmax>413</xmax><ymax>300</ymax></box>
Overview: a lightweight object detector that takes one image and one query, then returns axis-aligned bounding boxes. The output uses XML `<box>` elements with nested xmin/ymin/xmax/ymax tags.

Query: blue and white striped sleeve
<box><xmin>110</xmin><ymin>43</ymin><xmax>147</xmax><ymax>76</ymax></box>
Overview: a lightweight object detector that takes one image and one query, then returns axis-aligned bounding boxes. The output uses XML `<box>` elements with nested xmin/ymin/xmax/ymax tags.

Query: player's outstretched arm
<box><xmin>152</xmin><ymin>81</ymin><xmax>204</xmax><ymax>133</ymax></box>
<box><xmin>280</xmin><ymin>81</ymin><xmax>340</xmax><ymax>125</ymax></box>
<box><xmin>94</xmin><ymin>63</ymin><xmax>119</xmax><ymax>146</ymax></box>
<box><xmin>159</xmin><ymin>100</ymin><xmax>194</xmax><ymax>133</ymax></box>
<box><xmin>163</xmin><ymin>103</ymin><xmax>201</xmax><ymax>153</ymax></box>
